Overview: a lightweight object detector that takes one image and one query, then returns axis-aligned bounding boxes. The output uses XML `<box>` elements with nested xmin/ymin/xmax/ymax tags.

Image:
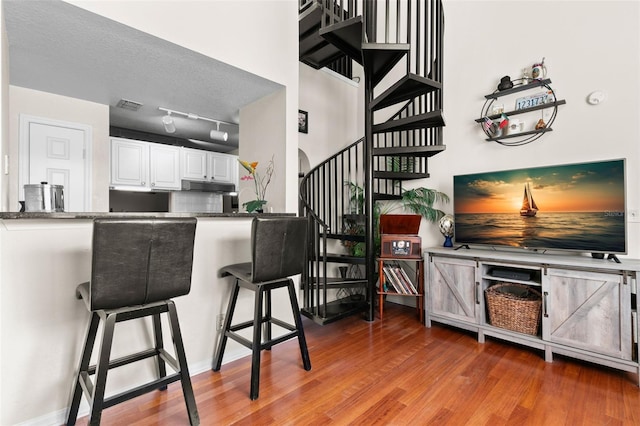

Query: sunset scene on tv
<box><xmin>453</xmin><ymin>160</ymin><xmax>626</xmax><ymax>253</ymax></box>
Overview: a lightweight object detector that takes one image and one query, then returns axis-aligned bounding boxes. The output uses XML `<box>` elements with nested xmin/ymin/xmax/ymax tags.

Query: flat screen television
<box><xmin>453</xmin><ymin>159</ymin><xmax>626</xmax><ymax>254</ymax></box>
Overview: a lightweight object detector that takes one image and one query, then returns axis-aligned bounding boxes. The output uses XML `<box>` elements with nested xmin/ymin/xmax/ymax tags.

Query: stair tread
<box><xmin>371</xmin><ymin>73</ymin><xmax>442</xmax><ymax>110</ymax></box>
<box><xmin>362</xmin><ymin>43</ymin><xmax>410</xmax><ymax>87</ymax></box>
<box><xmin>373</xmin><ymin>145</ymin><xmax>446</xmax><ymax>158</ymax></box>
<box><xmin>299</xmin><ymin>2</ymin><xmax>350</xmax><ymax>69</ymax></box>
<box><xmin>309</xmin><ymin>277</ymin><xmax>368</xmax><ymax>287</ymax></box>
<box><xmin>374</xmin><ymin>193</ymin><xmax>402</xmax><ymax>201</ymax></box>
<box><xmin>319</xmin><ymin>16</ymin><xmax>364</xmax><ymax>65</ymax></box>
<box><xmin>325</xmin><ymin>253</ymin><xmax>366</xmax><ymax>264</ymax></box>
<box><xmin>327</xmin><ymin>233</ymin><xmax>365</xmax><ymax>242</ymax></box>
<box><xmin>373</xmin><ymin>110</ymin><xmax>445</xmax><ymax>133</ymax></box>
<box><xmin>374</xmin><ymin>171</ymin><xmax>430</xmax><ymax>180</ymax></box>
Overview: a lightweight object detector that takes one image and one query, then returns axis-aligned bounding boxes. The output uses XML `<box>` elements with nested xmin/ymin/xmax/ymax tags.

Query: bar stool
<box><xmin>212</xmin><ymin>216</ymin><xmax>311</xmax><ymax>400</ymax></box>
<box><xmin>66</xmin><ymin>218</ymin><xmax>200</xmax><ymax>426</ymax></box>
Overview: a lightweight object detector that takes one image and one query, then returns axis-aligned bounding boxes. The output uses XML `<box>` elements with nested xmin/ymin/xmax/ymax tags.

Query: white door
<box><xmin>23</xmin><ymin>119</ymin><xmax>91</xmax><ymax>212</ymax></box>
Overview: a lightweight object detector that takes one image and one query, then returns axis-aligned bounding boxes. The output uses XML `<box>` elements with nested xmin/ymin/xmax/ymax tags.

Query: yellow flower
<box><xmin>239</xmin><ymin>160</ymin><xmax>257</xmax><ymax>175</ymax></box>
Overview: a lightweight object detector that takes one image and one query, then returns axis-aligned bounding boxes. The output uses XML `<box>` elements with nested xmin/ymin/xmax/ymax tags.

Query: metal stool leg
<box><xmin>167</xmin><ymin>301</ymin><xmax>200</xmax><ymax>426</ymax></box>
<box><xmin>152</xmin><ymin>312</ymin><xmax>168</xmax><ymax>391</ymax></box>
<box><xmin>264</xmin><ymin>287</ymin><xmax>272</xmax><ymax>350</ymax></box>
<box><xmin>88</xmin><ymin>312</ymin><xmax>117</xmax><ymax>425</ymax></box>
<box><xmin>212</xmin><ymin>280</ymin><xmax>240</xmax><ymax>371</ymax></box>
<box><xmin>66</xmin><ymin>312</ymin><xmax>100</xmax><ymax>426</ymax></box>
<box><xmin>250</xmin><ymin>287</ymin><xmax>264</xmax><ymax>400</ymax></box>
<box><xmin>287</xmin><ymin>280</ymin><xmax>311</xmax><ymax>371</ymax></box>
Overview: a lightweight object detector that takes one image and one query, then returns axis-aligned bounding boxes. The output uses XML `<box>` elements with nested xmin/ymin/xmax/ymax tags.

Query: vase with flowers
<box><xmin>239</xmin><ymin>156</ymin><xmax>274</xmax><ymax>213</ymax></box>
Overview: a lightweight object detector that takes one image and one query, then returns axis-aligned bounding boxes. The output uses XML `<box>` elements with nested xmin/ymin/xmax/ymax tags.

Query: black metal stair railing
<box><xmin>299</xmin><ymin>0</ymin><xmax>445</xmax><ymax>323</ymax></box>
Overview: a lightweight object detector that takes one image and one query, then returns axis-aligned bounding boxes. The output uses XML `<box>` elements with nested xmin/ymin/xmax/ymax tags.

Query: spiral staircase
<box><xmin>299</xmin><ymin>0</ymin><xmax>446</xmax><ymax>324</ymax></box>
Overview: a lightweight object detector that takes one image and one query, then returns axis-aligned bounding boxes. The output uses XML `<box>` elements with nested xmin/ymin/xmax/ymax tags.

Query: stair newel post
<box><xmin>364</xmin><ymin>65</ymin><xmax>376</xmax><ymax>322</ymax></box>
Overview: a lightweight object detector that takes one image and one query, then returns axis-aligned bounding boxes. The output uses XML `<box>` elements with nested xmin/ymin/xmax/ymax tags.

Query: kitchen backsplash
<box><xmin>170</xmin><ymin>192</ymin><xmax>223</xmax><ymax>213</ymax></box>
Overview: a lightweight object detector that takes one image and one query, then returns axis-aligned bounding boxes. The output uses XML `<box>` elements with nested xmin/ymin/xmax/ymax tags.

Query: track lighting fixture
<box><xmin>158</xmin><ymin>107</ymin><xmax>231</xmax><ymax>141</ymax></box>
<box><xmin>161</xmin><ymin>112</ymin><xmax>175</xmax><ymax>133</ymax></box>
<box><xmin>209</xmin><ymin>122</ymin><xmax>228</xmax><ymax>142</ymax></box>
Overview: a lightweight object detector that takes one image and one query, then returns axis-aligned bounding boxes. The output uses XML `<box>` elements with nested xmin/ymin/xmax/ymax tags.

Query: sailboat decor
<box><xmin>520</xmin><ymin>182</ymin><xmax>538</xmax><ymax>217</ymax></box>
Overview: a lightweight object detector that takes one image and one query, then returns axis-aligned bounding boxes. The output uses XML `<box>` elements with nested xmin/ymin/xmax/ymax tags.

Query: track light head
<box><xmin>162</xmin><ymin>113</ymin><xmax>175</xmax><ymax>133</ymax></box>
<box><xmin>210</xmin><ymin>129</ymin><xmax>228</xmax><ymax>142</ymax></box>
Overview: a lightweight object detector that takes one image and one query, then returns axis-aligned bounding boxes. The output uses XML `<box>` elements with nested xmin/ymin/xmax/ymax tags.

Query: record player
<box><xmin>379</xmin><ymin>214</ymin><xmax>422</xmax><ymax>259</ymax></box>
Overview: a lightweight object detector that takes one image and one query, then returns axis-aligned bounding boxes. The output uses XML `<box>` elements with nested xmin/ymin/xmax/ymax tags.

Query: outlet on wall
<box><xmin>216</xmin><ymin>314</ymin><xmax>225</xmax><ymax>331</ymax></box>
<box><xmin>629</xmin><ymin>209</ymin><xmax>640</xmax><ymax>223</ymax></box>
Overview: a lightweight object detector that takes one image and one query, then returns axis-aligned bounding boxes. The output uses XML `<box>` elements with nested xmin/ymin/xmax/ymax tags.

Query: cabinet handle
<box><xmin>151</xmin><ymin>182</ymin><xmax>155</xmax><ymax>187</ymax></box>
<box><xmin>141</xmin><ymin>181</ymin><xmax>145</xmax><ymax>186</ymax></box>
<box><xmin>475</xmin><ymin>282</ymin><xmax>480</xmax><ymax>304</ymax></box>
<box><xmin>204</xmin><ymin>175</ymin><xmax>207</xmax><ymax>179</ymax></box>
<box><xmin>543</xmin><ymin>291</ymin><xmax>549</xmax><ymax>318</ymax></box>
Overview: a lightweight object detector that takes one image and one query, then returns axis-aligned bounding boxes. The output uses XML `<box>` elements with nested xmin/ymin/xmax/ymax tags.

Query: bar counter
<box><xmin>0</xmin><ymin>212</ymin><xmax>296</xmax><ymax>425</ymax></box>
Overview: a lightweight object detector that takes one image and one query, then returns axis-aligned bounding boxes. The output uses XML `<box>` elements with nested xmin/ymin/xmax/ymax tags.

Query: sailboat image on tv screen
<box><xmin>520</xmin><ymin>182</ymin><xmax>538</xmax><ymax>217</ymax></box>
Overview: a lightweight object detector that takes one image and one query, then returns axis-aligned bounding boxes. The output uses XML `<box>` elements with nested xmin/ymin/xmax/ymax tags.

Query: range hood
<box><xmin>181</xmin><ymin>180</ymin><xmax>236</xmax><ymax>193</ymax></box>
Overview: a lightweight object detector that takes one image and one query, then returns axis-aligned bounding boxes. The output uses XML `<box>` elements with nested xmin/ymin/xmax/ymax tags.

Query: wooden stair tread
<box><xmin>319</xmin><ymin>16</ymin><xmax>364</xmax><ymax>65</ymax></box>
<box><xmin>362</xmin><ymin>43</ymin><xmax>410</xmax><ymax>87</ymax></box>
<box><xmin>371</xmin><ymin>73</ymin><xmax>442</xmax><ymax>111</ymax></box>
<box><xmin>373</xmin><ymin>110</ymin><xmax>445</xmax><ymax>133</ymax></box>
<box><xmin>373</xmin><ymin>145</ymin><xmax>446</xmax><ymax>158</ymax></box>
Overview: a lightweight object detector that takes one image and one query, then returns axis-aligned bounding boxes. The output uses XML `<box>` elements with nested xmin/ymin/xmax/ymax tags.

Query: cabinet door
<box><xmin>181</xmin><ymin>148</ymin><xmax>208</xmax><ymax>180</ymax></box>
<box><xmin>110</xmin><ymin>138</ymin><xmax>149</xmax><ymax>187</ymax></box>
<box><xmin>543</xmin><ymin>268</ymin><xmax>632</xmax><ymax>360</ymax></box>
<box><xmin>150</xmin><ymin>144</ymin><xmax>180</xmax><ymax>190</ymax></box>
<box><xmin>208</xmin><ymin>153</ymin><xmax>234</xmax><ymax>182</ymax></box>
<box><xmin>428</xmin><ymin>256</ymin><xmax>479</xmax><ymax>324</ymax></box>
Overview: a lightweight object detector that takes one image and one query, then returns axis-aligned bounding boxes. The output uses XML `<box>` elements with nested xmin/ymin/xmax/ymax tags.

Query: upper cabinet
<box><xmin>110</xmin><ymin>138</ymin><xmax>180</xmax><ymax>190</ymax></box>
<box><xmin>181</xmin><ymin>148</ymin><xmax>237</xmax><ymax>185</ymax></box>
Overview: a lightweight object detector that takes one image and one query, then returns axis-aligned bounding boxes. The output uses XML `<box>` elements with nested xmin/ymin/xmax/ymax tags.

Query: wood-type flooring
<box><xmin>74</xmin><ymin>303</ymin><xmax>640</xmax><ymax>425</ymax></box>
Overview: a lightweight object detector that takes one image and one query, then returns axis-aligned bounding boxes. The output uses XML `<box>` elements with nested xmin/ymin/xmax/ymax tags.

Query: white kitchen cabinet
<box><xmin>149</xmin><ymin>144</ymin><xmax>181</xmax><ymax>190</ymax></box>
<box><xmin>110</xmin><ymin>138</ymin><xmax>180</xmax><ymax>190</ymax></box>
<box><xmin>425</xmin><ymin>247</ymin><xmax>640</xmax><ymax>384</ymax></box>
<box><xmin>181</xmin><ymin>148</ymin><xmax>237</xmax><ymax>185</ymax></box>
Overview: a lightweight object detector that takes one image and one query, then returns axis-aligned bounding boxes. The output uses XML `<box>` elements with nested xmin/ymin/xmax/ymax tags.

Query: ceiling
<box><xmin>3</xmin><ymin>0</ymin><xmax>284</xmax><ymax>153</ymax></box>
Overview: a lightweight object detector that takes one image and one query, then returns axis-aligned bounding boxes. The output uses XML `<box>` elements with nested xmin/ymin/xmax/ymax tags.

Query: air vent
<box><xmin>116</xmin><ymin>99</ymin><xmax>143</xmax><ymax>111</ymax></box>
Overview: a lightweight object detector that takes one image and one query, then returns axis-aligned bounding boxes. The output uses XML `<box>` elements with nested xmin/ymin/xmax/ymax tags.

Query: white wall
<box><xmin>239</xmin><ymin>89</ymin><xmax>287</xmax><ymax>212</ymax></box>
<box><xmin>8</xmin><ymin>86</ymin><xmax>110</xmax><ymax>212</ymax></box>
<box><xmin>422</xmin><ymin>0</ymin><xmax>640</xmax><ymax>256</ymax></box>
<box><xmin>298</xmin><ymin>64</ymin><xmax>364</xmax><ymax>169</ymax></box>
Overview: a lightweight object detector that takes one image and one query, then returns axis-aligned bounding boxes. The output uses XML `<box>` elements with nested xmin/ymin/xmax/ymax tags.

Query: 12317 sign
<box><xmin>515</xmin><ymin>92</ymin><xmax>549</xmax><ymax>110</ymax></box>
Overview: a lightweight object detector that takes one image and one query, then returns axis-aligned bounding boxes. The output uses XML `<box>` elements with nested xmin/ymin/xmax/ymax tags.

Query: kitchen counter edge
<box><xmin>0</xmin><ymin>212</ymin><xmax>295</xmax><ymax>220</ymax></box>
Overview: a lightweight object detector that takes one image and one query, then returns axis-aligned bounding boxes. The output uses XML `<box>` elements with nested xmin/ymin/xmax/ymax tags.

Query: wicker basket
<box><xmin>485</xmin><ymin>283</ymin><xmax>542</xmax><ymax>335</ymax></box>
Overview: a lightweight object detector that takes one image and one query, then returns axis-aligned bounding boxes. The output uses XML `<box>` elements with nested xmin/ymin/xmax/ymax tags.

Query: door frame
<box><xmin>19</xmin><ymin>114</ymin><xmax>93</xmax><ymax>211</ymax></box>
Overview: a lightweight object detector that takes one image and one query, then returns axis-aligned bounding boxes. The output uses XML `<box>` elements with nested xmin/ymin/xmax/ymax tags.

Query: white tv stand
<box><xmin>425</xmin><ymin>247</ymin><xmax>640</xmax><ymax>385</ymax></box>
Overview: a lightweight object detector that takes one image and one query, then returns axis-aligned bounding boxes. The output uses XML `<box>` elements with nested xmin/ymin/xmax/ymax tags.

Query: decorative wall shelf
<box><xmin>477</xmin><ymin>78</ymin><xmax>566</xmax><ymax>146</ymax></box>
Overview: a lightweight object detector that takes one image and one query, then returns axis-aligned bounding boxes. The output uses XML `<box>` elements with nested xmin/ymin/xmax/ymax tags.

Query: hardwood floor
<box><xmin>77</xmin><ymin>303</ymin><xmax>640</xmax><ymax>425</ymax></box>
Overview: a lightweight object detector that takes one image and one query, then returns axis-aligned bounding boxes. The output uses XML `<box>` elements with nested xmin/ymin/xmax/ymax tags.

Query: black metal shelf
<box><xmin>485</xmin><ymin>79</ymin><xmax>551</xmax><ymax>99</ymax></box>
<box><xmin>478</xmin><ymin>78</ymin><xmax>564</xmax><ymax>146</ymax></box>
<box><xmin>474</xmin><ymin>100</ymin><xmax>566</xmax><ymax>123</ymax></box>
<box><xmin>485</xmin><ymin>127</ymin><xmax>552</xmax><ymax>142</ymax></box>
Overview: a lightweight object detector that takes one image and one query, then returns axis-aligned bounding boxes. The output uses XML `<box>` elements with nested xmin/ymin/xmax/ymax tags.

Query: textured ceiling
<box><xmin>3</xmin><ymin>0</ymin><xmax>284</xmax><ymax>152</ymax></box>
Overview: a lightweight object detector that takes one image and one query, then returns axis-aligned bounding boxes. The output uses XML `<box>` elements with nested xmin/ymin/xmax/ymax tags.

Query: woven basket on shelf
<box><xmin>485</xmin><ymin>282</ymin><xmax>542</xmax><ymax>335</ymax></box>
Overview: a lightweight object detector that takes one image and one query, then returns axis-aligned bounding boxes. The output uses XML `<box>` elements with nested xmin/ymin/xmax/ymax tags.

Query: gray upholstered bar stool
<box><xmin>66</xmin><ymin>218</ymin><xmax>199</xmax><ymax>426</ymax></box>
<box><xmin>212</xmin><ymin>216</ymin><xmax>311</xmax><ymax>400</ymax></box>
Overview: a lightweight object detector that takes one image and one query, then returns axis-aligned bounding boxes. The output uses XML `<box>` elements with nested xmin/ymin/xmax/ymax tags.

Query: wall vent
<box><xmin>116</xmin><ymin>99</ymin><xmax>143</xmax><ymax>111</ymax></box>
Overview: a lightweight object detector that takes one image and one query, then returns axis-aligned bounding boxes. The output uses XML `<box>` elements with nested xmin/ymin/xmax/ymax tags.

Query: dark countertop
<box><xmin>0</xmin><ymin>212</ymin><xmax>294</xmax><ymax>220</ymax></box>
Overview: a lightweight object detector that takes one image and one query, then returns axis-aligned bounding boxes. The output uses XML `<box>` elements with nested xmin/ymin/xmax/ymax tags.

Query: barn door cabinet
<box><xmin>425</xmin><ymin>247</ymin><xmax>640</xmax><ymax>384</ymax></box>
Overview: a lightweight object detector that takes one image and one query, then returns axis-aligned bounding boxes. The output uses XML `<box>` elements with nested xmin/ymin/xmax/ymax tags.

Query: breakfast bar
<box><xmin>0</xmin><ymin>212</ymin><xmax>295</xmax><ymax>425</ymax></box>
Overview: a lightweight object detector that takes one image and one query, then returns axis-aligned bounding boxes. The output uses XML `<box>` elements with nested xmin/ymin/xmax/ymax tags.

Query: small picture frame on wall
<box><xmin>298</xmin><ymin>110</ymin><xmax>308</xmax><ymax>134</ymax></box>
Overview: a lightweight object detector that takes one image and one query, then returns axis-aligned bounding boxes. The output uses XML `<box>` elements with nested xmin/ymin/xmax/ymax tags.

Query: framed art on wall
<box><xmin>298</xmin><ymin>110</ymin><xmax>308</xmax><ymax>133</ymax></box>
